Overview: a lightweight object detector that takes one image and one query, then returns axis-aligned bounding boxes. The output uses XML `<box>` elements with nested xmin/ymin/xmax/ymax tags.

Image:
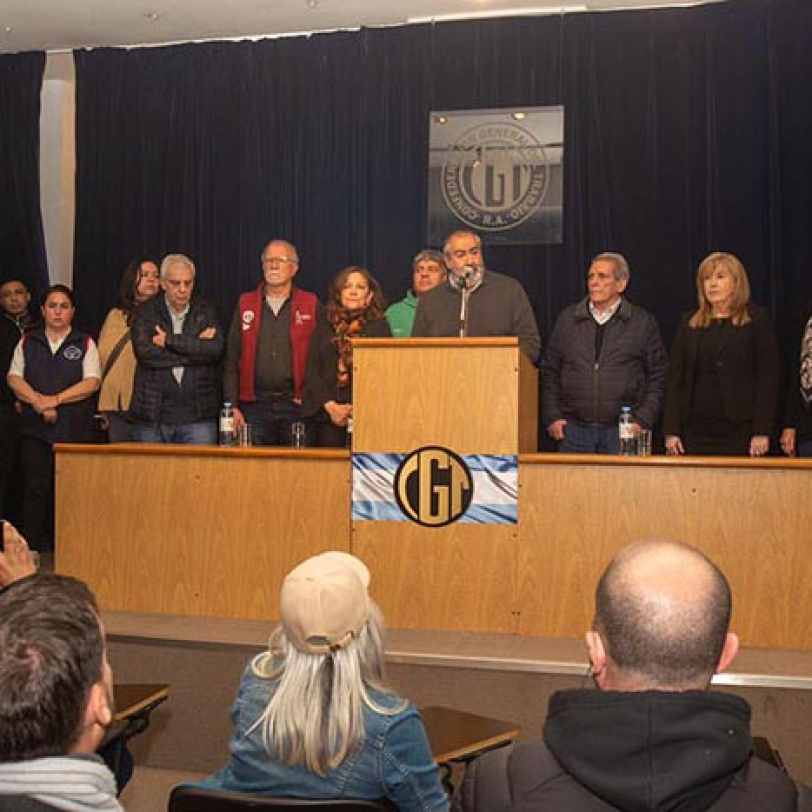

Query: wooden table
<box><xmin>420</xmin><ymin>706</ymin><xmax>520</xmax><ymax>792</ymax></box>
<box><xmin>114</xmin><ymin>682</ymin><xmax>170</xmax><ymax>723</ymax></box>
<box><xmin>104</xmin><ymin>683</ymin><xmax>170</xmax><ymax>788</ymax></box>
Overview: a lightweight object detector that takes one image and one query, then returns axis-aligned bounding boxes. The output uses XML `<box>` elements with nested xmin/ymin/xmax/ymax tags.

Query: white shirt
<box><xmin>589</xmin><ymin>298</ymin><xmax>622</xmax><ymax>326</ymax></box>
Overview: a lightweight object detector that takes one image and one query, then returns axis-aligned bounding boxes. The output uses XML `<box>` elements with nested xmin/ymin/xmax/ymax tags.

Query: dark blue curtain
<box><xmin>72</xmin><ymin>0</ymin><xmax>812</xmax><ymax>360</ymax></box>
<box><xmin>0</xmin><ymin>52</ymin><xmax>48</xmax><ymax>294</ymax></box>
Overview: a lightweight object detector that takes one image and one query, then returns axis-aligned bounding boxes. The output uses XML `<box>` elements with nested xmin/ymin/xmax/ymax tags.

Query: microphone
<box><xmin>458</xmin><ymin>266</ymin><xmax>475</xmax><ymax>337</ymax></box>
<box><xmin>460</xmin><ymin>264</ymin><xmax>475</xmax><ymax>290</ymax></box>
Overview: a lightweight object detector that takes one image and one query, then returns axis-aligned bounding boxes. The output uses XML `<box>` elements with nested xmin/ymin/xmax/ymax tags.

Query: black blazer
<box><xmin>663</xmin><ymin>304</ymin><xmax>780</xmax><ymax>437</ymax></box>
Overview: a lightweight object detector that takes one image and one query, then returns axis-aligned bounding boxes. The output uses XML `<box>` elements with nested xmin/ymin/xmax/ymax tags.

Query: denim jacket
<box><xmin>195</xmin><ymin>665</ymin><xmax>448</xmax><ymax>812</ymax></box>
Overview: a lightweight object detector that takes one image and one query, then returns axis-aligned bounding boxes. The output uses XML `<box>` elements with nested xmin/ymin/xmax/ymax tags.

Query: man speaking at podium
<box><xmin>412</xmin><ymin>230</ymin><xmax>540</xmax><ymax>363</ymax></box>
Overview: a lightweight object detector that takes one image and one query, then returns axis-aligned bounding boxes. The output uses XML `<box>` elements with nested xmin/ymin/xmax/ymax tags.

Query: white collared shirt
<box><xmin>589</xmin><ymin>298</ymin><xmax>622</xmax><ymax>326</ymax></box>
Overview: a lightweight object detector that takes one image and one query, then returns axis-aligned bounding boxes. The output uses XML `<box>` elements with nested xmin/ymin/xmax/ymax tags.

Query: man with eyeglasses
<box><xmin>222</xmin><ymin>239</ymin><xmax>318</xmax><ymax>445</ymax></box>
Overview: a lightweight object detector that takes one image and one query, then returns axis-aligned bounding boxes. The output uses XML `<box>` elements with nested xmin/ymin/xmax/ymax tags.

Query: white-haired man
<box><xmin>130</xmin><ymin>254</ymin><xmax>224</xmax><ymax>444</ymax></box>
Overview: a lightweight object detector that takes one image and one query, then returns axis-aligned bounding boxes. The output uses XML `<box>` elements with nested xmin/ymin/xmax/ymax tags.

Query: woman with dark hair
<box><xmin>192</xmin><ymin>552</ymin><xmax>447</xmax><ymax>811</ymax></box>
<box><xmin>303</xmin><ymin>267</ymin><xmax>391</xmax><ymax>447</ymax></box>
<box><xmin>7</xmin><ymin>285</ymin><xmax>101</xmax><ymax>551</ymax></box>
<box><xmin>97</xmin><ymin>257</ymin><xmax>160</xmax><ymax>441</ymax></box>
<box><xmin>664</xmin><ymin>252</ymin><xmax>780</xmax><ymax>456</ymax></box>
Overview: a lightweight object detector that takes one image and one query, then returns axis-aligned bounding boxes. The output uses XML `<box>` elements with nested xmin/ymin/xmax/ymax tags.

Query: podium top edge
<box><xmin>353</xmin><ymin>337</ymin><xmax>520</xmax><ymax>348</ymax></box>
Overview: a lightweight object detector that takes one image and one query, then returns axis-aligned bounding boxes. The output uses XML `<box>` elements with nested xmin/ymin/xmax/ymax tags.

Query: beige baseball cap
<box><xmin>280</xmin><ymin>551</ymin><xmax>371</xmax><ymax>655</ymax></box>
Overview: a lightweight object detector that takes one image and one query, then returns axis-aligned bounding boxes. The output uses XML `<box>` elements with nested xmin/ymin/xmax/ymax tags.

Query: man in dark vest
<box><xmin>222</xmin><ymin>239</ymin><xmax>318</xmax><ymax>445</ymax></box>
<box><xmin>456</xmin><ymin>539</ymin><xmax>812</xmax><ymax>811</ymax></box>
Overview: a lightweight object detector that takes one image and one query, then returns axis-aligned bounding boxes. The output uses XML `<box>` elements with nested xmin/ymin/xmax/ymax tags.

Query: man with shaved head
<box><xmin>222</xmin><ymin>239</ymin><xmax>318</xmax><ymax>445</ymax></box>
<box><xmin>457</xmin><ymin>539</ymin><xmax>811</xmax><ymax>811</ymax></box>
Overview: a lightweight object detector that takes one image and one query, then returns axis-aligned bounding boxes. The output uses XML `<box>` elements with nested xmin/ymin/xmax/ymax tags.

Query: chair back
<box><xmin>168</xmin><ymin>786</ymin><xmax>397</xmax><ymax>812</ymax></box>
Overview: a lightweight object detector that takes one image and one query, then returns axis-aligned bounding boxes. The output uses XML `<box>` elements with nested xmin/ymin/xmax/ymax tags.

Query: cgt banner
<box><xmin>428</xmin><ymin>106</ymin><xmax>564</xmax><ymax>246</ymax></box>
<box><xmin>352</xmin><ymin>447</ymin><xmax>518</xmax><ymax>526</ymax></box>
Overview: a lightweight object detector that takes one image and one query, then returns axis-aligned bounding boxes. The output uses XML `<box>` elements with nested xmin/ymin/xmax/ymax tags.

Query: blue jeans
<box><xmin>131</xmin><ymin>421</ymin><xmax>217</xmax><ymax>445</ymax></box>
<box><xmin>559</xmin><ymin>419</ymin><xmax>619</xmax><ymax>454</ymax></box>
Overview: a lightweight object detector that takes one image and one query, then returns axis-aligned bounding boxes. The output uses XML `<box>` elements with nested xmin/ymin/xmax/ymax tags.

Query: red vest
<box><xmin>237</xmin><ymin>284</ymin><xmax>318</xmax><ymax>403</ymax></box>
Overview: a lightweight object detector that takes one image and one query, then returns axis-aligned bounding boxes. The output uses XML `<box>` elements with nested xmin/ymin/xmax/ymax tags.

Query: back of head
<box><xmin>254</xmin><ymin>552</ymin><xmax>400</xmax><ymax>775</ymax></box>
<box><xmin>0</xmin><ymin>574</ymin><xmax>104</xmax><ymax>761</ymax></box>
<box><xmin>594</xmin><ymin>539</ymin><xmax>732</xmax><ymax>690</ymax></box>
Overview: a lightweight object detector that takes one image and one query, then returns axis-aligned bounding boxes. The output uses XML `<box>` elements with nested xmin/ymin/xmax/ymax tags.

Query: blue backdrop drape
<box><xmin>0</xmin><ymin>51</ymin><xmax>48</xmax><ymax>292</ymax></box>
<box><xmin>71</xmin><ymin>0</ymin><xmax>812</xmax><ymax>371</ymax></box>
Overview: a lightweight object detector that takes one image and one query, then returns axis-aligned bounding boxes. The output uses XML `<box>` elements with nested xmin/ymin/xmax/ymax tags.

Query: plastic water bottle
<box><xmin>618</xmin><ymin>406</ymin><xmax>635</xmax><ymax>455</ymax></box>
<box><xmin>219</xmin><ymin>402</ymin><xmax>235</xmax><ymax>447</ymax></box>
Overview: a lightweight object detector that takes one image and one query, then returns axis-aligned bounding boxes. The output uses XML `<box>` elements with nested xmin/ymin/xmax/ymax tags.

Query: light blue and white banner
<box><xmin>352</xmin><ymin>452</ymin><xmax>518</xmax><ymax>525</ymax></box>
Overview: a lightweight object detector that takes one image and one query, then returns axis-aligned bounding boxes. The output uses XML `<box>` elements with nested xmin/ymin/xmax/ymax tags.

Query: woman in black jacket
<box><xmin>303</xmin><ymin>266</ymin><xmax>390</xmax><ymax>447</ymax></box>
<box><xmin>664</xmin><ymin>252</ymin><xmax>779</xmax><ymax>457</ymax></box>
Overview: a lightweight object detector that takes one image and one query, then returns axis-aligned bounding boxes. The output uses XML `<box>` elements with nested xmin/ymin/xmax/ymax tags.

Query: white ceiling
<box><xmin>0</xmin><ymin>0</ymin><xmax>726</xmax><ymax>55</ymax></box>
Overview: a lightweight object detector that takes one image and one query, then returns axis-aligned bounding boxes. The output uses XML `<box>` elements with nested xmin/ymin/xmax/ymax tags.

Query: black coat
<box><xmin>663</xmin><ymin>305</ymin><xmax>780</xmax><ymax>438</ymax></box>
<box><xmin>130</xmin><ymin>295</ymin><xmax>224</xmax><ymax>424</ymax></box>
<box><xmin>454</xmin><ymin>690</ymin><xmax>812</xmax><ymax>812</ymax></box>
<box><xmin>539</xmin><ymin>297</ymin><xmax>667</xmax><ymax>430</ymax></box>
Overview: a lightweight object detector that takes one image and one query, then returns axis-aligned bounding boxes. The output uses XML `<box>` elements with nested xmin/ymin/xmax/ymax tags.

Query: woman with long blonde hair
<box><xmin>194</xmin><ymin>552</ymin><xmax>447</xmax><ymax>811</ymax></box>
<box><xmin>664</xmin><ymin>252</ymin><xmax>779</xmax><ymax>456</ymax></box>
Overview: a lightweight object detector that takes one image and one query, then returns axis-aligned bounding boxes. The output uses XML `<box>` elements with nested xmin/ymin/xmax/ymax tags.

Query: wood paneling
<box><xmin>353</xmin><ymin>338</ymin><xmax>536</xmax><ymax>454</ymax></box>
<box><xmin>353</xmin><ymin>522</ymin><xmax>518</xmax><ymax>633</ymax></box>
<box><xmin>56</xmin><ymin>446</ymin><xmax>812</xmax><ymax>649</ymax></box>
<box><xmin>518</xmin><ymin>456</ymin><xmax>812</xmax><ymax>649</ymax></box>
<box><xmin>56</xmin><ymin>446</ymin><xmax>350</xmax><ymax>619</ymax></box>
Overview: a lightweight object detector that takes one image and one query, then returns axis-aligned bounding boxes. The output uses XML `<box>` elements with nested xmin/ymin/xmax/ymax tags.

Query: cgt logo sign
<box><xmin>394</xmin><ymin>446</ymin><xmax>474</xmax><ymax>527</ymax></box>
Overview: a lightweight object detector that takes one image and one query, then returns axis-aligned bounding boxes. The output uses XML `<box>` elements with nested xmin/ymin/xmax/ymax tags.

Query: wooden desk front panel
<box><xmin>353</xmin><ymin>521</ymin><xmax>518</xmax><ymax>633</ymax></box>
<box><xmin>518</xmin><ymin>458</ymin><xmax>812</xmax><ymax>650</ymax></box>
<box><xmin>56</xmin><ymin>448</ymin><xmax>350</xmax><ymax>620</ymax></box>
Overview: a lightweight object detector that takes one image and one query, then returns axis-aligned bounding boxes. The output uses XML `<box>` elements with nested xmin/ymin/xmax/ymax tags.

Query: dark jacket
<box><xmin>301</xmin><ymin>312</ymin><xmax>391</xmax><ymax>417</ymax></box>
<box><xmin>540</xmin><ymin>297</ymin><xmax>667</xmax><ymax>430</ymax></box>
<box><xmin>412</xmin><ymin>270</ymin><xmax>541</xmax><ymax>363</ymax></box>
<box><xmin>663</xmin><ymin>305</ymin><xmax>779</xmax><ymax>437</ymax></box>
<box><xmin>130</xmin><ymin>295</ymin><xmax>224</xmax><ymax>424</ymax></box>
<box><xmin>0</xmin><ymin>313</ymin><xmax>21</xmax><ymax>409</ymax></box>
<box><xmin>455</xmin><ymin>689</ymin><xmax>812</xmax><ymax>812</ymax></box>
<box><xmin>782</xmin><ymin>303</ymin><xmax>812</xmax><ymax>447</ymax></box>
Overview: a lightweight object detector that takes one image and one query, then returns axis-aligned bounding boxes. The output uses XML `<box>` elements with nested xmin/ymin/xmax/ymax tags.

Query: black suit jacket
<box><xmin>663</xmin><ymin>305</ymin><xmax>780</xmax><ymax>437</ymax></box>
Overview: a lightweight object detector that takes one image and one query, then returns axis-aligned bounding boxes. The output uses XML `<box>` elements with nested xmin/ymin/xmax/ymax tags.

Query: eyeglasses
<box><xmin>263</xmin><ymin>256</ymin><xmax>297</xmax><ymax>265</ymax></box>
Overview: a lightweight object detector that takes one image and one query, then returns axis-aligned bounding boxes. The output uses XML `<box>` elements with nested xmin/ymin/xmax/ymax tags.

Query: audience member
<box><xmin>302</xmin><ymin>266</ymin><xmax>390</xmax><ymax>447</ymax></box>
<box><xmin>97</xmin><ymin>257</ymin><xmax>160</xmax><ymax>442</ymax></box>
<box><xmin>386</xmin><ymin>249</ymin><xmax>446</xmax><ymax>337</ymax></box>
<box><xmin>664</xmin><ymin>252</ymin><xmax>780</xmax><ymax>456</ymax></box>
<box><xmin>540</xmin><ymin>252</ymin><xmax>667</xmax><ymax>453</ymax></box>
<box><xmin>7</xmin><ymin>285</ymin><xmax>101</xmax><ymax>551</ymax></box>
<box><xmin>0</xmin><ymin>520</ymin><xmax>37</xmax><ymax>589</ymax></box>
<box><xmin>456</xmin><ymin>538</ymin><xmax>812</xmax><ymax>811</ymax></box>
<box><xmin>222</xmin><ymin>239</ymin><xmax>318</xmax><ymax>445</ymax></box>
<box><xmin>0</xmin><ymin>573</ymin><xmax>119</xmax><ymax>811</ymax></box>
<box><xmin>130</xmin><ymin>254</ymin><xmax>224</xmax><ymax>445</ymax></box>
<box><xmin>192</xmin><ymin>551</ymin><xmax>448</xmax><ymax>811</ymax></box>
<box><xmin>412</xmin><ymin>230</ymin><xmax>540</xmax><ymax>362</ymax></box>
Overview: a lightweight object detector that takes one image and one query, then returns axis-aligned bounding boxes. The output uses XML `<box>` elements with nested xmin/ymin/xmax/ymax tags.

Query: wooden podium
<box><xmin>350</xmin><ymin>338</ymin><xmax>538</xmax><ymax>633</ymax></box>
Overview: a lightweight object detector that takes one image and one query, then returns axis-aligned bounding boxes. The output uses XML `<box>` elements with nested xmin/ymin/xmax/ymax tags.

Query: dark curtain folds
<box><xmin>73</xmin><ymin>0</ymin><xmax>812</xmax><ymax>369</ymax></box>
<box><xmin>0</xmin><ymin>52</ymin><xmax>48</xmax><ymax>293</ymax></box>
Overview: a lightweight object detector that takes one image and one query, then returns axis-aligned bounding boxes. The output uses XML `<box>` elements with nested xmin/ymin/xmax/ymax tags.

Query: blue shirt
<box><xmin>194</xmin><ymin>665</ymin><xmax>448</xmax><ymax>812</ymax></box>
